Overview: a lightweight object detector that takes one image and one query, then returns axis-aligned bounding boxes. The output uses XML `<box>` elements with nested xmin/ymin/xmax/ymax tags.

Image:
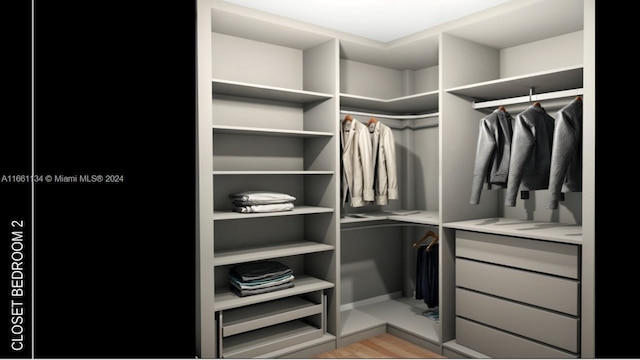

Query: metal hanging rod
<box><xmin>340</xmin><ymin>109</ymin><xmax>439</xmax><ymax>120</ymax></box>
<box><xmin>472</xmin><ymin>88</ymin><xmax>583</xmax><ymax>110</ymax></box>
<box><xmin>340</xmin><ymin>222</ymin><xmax>438</xmax><ymax>231</ymax></box>
<box><xmin>340</xmin><ymin>111</ymin><xmax>439</xmax><ymax>130</ymax></box>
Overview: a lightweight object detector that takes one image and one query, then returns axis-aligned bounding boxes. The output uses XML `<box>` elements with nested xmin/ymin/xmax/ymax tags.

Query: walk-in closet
<box><xmin>196</xmin><ymin>0</ymin><xmax>595</xmax><ymax>358</ymax></box>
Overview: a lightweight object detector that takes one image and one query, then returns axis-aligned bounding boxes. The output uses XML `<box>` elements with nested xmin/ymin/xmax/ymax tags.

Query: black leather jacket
<box><xmin>470</xmin><ymin>108</ymin><xmax>514</xmax><ymax>205</ymax></box>
<box><xmin>505</xmin><ymin>104</ymin><xmax>555</xmax><ymax>207</ymax></box>
<box><xmin>548</xmin><ymin>98</ymin><xmax>582</xmax><ymax>209</ymax></box>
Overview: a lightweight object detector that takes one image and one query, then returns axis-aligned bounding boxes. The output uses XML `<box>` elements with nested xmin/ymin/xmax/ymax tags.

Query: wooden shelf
<box><xmin>214</xmin><ymin>241</ymin><xmax>335</xmax><ymax>266</ymax></box>
<box><xmin>215</xmin><ymin>275</ymin><xmax>334</xmax><ymax>311</ymax></box>
<box><xmin>213</xmin><ymin>79</ymin><xmax>333</xmax><ymax>104</ymax></box>
<box><xmin>445</xmin><ymin>66</ymin><xmax>583</xmax><ymax>101</ymax></box>
<box><xmin>213</xmin><ymin>125</ymin><xmax>333</xmax><ymax>138</ymax></box>
<box><xmin>340</xmin><ymin>91</ymin><xmax>439</xmax><ymax>114</ymax></box>
<box><xmin>214</xmin><ymin>206</ymin><xmax>334</xmax><ymax>221</ymax></box>
<box><xmin>443</xmin><ymin>217</ymin><xmax>582</xmax><ymax>244</ymax></box>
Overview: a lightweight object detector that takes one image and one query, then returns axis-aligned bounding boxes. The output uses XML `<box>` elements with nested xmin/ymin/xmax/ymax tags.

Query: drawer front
<box><xmin>456</xmin><ymin>230</ymin><xmax>579</xmax><ymax>279</ymax></box>
<box><xmin>456</xmin><ymin>258</ymin><xmax>579</xmax><ymax>315</ymax></box>
<box><xmin>456</xmin><ymin>317</ymin><xmax>577</xmax><ymax>359</ymax></box>
<box><xmin>456</xmin><ymin>288</ymin><xmax>579</xmax><ymax>352</ymax></box>
<box><xmin>223</xmin><ymin>303</ymin><xmax>322</xmax><ymax>337</ymax></box>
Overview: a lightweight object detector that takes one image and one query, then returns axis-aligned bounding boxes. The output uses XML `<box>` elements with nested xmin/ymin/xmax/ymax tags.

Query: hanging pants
<box><xmin>415</xmin><ymin>244</ymin><xmax>438</xmax><ymax>308</ymax></box>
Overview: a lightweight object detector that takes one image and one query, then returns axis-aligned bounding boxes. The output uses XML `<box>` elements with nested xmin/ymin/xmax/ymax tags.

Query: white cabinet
<box><xmin>453</xmin><ymin>230</ymin><xmax>581</xmax><ymax>358</ymax></box>
<box><xmin>336</xmin><ymin>33</ymin><xmax>443</xmax><ymax>351</ymax></box>
<box><xmin>438</xmin><ymin>1</ymin><xmax>593</xmax><ymax>356</ymax></box>
<box><xmin>217</xmin><ymin>293</ymin><xmax>327</xmax><ymax>358</ymax></box>
<box><xmin>196</xmin><ymin>0</ymin><xmax>595</xmax><ymax>358</ymax></box>
<box><xmin>196</xmin><ymin>2</ymin><xmax>339</xmax><ymax>357</ymax></box>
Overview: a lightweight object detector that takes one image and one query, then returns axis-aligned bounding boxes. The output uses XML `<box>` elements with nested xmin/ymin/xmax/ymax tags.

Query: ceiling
<box><xmin>213</xmin><ymin>0</ymin><xmax>583</xmax><ymax>70</ymax></box>
<box><xmin>221</xmin><ymin>0</ymin><xmax>515</xmax><ymax>43</ymax></box>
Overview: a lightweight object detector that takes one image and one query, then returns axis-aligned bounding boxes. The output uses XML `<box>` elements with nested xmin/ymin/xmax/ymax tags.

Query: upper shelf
<box><xmin>341</xmin><ymin>210</ymin><xmax>440</xmax><ymax>227</ymax></box>
<box><xmin>213</xmin><ymin>79</ymin><xmax>334</xmax><ymax>104</ymax></box>
<box><xmin>214</xmin><ymin>241</ymin><xmax>335</xmax><ymax>266</ymax></box>
<box><xmin>445</xmin><ymin>66</ymin><xmax>583</xmax><ymax>101</ymax></box>
<box><xmin>340</xmin><ymin>91</ymin><xmax>439</xmax><ymax>114</ymax></box>
<box><xmin>213</xmin><ymin>125</ymin><xmax>333</xmax><ymax>138</ymax></box>
<box><xmin>214</xmin><ymin>206</ymin><xmax>334</xmax><ymax>221</ymax></box>
<box><xmin>443</xmin><ymin>217</ymin><xmax>583</xmax><ymax>245</ymax></box>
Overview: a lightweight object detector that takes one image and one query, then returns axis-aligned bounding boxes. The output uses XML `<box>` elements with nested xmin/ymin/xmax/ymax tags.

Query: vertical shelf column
<box><xmin>196</xmin><ymin>0</ymin><xmax>216</xmax><ymax>358</ymax></box>
<box><xmin>438</xmin><ymin>32</ymin><xmax>501</xmax><ymax>345</ymax></box>
<box><xmin>581</xmin><ymin>0</ymin><xmax>595</xmax><ymax>357</ymax></box>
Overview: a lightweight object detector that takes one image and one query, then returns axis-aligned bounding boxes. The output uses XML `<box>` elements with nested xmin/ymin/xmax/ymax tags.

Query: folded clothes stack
<box><xmin>229</xmin><ymin>260</ymin><xmax>294</xmax><ymax>297</ymax></box>
<box><xmin>229</xmin><ymin>191</ymin><xmax>296</xmax><ymax>213</ymax></box>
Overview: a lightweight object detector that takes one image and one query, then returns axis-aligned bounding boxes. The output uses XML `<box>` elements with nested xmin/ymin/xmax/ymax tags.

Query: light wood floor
<box><xmin>314</xmin><ymin>333</ymin><xmax>447</xmax><ymax>358</ymax></box>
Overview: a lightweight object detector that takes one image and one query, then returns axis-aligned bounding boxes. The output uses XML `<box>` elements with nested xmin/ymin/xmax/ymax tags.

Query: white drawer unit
<box><xmin>217</xmin><ymin>292</ymin><xmax>327</xmax><ymax>358</ymax></box>
<box><xmin>456</xmin><ymin>288</ymin><xmax>579</xmax><ymax>352</ymax></box>
<box><xmin>456</xmin><ymin>230</ymin><xmax>579</xmax><ymax>278</ymax></box>
<box><xmin>456</xmin><ymin>317</ymin><xmax>577</xmax><ymax>359</ymax></box>
<box><xmin>456</xmin><ymin>258</ymin><xmax>579</xmax><ymax>315</ymax></box>
<box><xmin>454</xmin><ymin>230</ymin><xmax>581</xmax><ymax>358</ymax></box>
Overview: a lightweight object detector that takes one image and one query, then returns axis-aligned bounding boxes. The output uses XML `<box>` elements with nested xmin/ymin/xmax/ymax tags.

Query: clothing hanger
<box><xmin>367</xmin><ymin>117</ymin><xmax>377</xmax><ymax>126</ymax></box>
<box><xmin>498</xmin><ymin>105</ymin><xmax>506</xmax><ymax>112</ymax></box>
<box><xmin>533</xmin><ymin>101</ymin><xmax>542</xmax><ymax>108</ymax></box>
<box><xmin>426</xmin><ymin>235</ymin><xmax>439</xmax><ymax>252</ymax></box>
<box><xmin>412</xmin><ymin>230</ymin><xmax>438</xmax><ymax>250</ymax></box>
<box><xmin>575</xmin><ymin>96</ymin><xmax>582</xmax><ymax>102</ymax></box>
<box><xmin>342</xmin><ymin>115</ymin><xmax>353</xmax><ymax>124</ymax></box>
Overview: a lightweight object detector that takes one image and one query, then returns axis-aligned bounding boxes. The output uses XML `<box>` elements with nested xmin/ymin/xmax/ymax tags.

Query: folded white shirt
<box><xmin>233</xmin><ymin>202</ymin><xmax>294</xmax><ymax>213</ymax></box>
<box><xmin>229</xmin><ymin>191</ymin><xmax>296</xmax><ymax>205</ymax></box>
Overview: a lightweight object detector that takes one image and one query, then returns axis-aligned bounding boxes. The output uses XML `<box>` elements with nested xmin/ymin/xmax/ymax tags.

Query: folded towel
<box><xmin>232</xmin><ymin>202</ymin><xmax>294</xmax><ymax>213</ymax></box>
<box><xmin>229</xmin><ymin>191</ymin><xmax>296</xmax><ymax>205</ymax></box>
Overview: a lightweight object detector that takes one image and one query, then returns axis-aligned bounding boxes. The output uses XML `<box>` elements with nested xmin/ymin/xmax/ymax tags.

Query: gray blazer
<box><xmin>548</xmin><ymin>98</ymin><xmax>582</xmax><ymax>209</ymax></box>
<box><xmin>505</xmin><ymin>104</ymin><xmax>555</xmax><ymax>207</ymax></box>
<box><xmin>470</xmin><ymin>108</ymin><xmax>514</xmax><ymax>205</ymax></box>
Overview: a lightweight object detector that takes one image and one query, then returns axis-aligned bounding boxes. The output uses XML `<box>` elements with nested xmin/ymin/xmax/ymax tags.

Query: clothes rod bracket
<box><xmin>529</xmin><ymin>87</ymin><xmax>535</xmax><ymax>102</ymax></box>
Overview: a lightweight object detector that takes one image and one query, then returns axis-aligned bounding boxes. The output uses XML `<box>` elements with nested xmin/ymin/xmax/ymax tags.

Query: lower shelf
<box><xmin>222</xmin><ymin>320</ymin><xmax>324</xmax><ymax>358</ymax></box>
<box><xmin>340</xmin><ymin>296</ymin><xmax>439</xmax><ymax>344</ymax></box>
<box><xmin>222</xmin><ymin>296</ymin><xmax>322</xmax><ymax>337</ymax></box>
<box><xmin>215</xmin><ymin>275</ymin><xmax>334</xmax><ymax>311</ymax></box>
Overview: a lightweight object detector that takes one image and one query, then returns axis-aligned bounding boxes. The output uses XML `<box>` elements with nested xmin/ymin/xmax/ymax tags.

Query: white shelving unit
<box><xmin>213</xmin><ymin>241</ymin><xmax>335</xmax><ymax>266</ymax></box>
<box><xmin>340</xmin><ymin>91</ymin><xmax>439</xmax><ymax>114</ymax></box>
<box><xmin>446</xmin><ymin>66</ymin><xmax>583</xmax><ymax>101</ymax></box>
<box><xmin>212</xmin><ymin>125</ymin><xmax>333</xmax><ymax>138</ymax></box>
<box><xmin>438</xmin><ymin>1</ymin><xmax>592</xmax><ymax>357</ymax></box>
<box><xmin>443</xmin><ymin>217</ymin><xmax>582</xmax><ymax>245</ymax></box>
<box><xmin>196</xmin><ymin>0</ymin><xmax>596</xmax><ymax>358</ymax></box>
<box><xmin>212</xmin><ymin>206</ymin><xmax>334</xmax><ymax>221</ymax></box>
<box><xmin>214</xmin><ymin>276</ymin><xmax>333</xmax><ymax>311</ymax></box>
<box><xmin>212</xmin><ymin>79</ymin><xmax>333</xmax><ymax>104</ymax></box>
<box><xmin>196</xmin><ymin>1</ymin><xmax>340</xmax><ymax>357</ymax></box>
<box><xmin>336</xmin><ymin>30</ymin><xmax>442</xmax><ymax>351</ymax></box>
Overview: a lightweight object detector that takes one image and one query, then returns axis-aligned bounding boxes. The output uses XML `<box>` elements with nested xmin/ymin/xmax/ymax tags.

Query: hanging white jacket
<box><xmin>341</xmin><ymin>118</ymin><xmax>375</xmax><ymax>207</ymax></box>
<box><xmin>368</xmin><ymin>120</ymin><xmax>398</xmax><ymax>205</ymax></box>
